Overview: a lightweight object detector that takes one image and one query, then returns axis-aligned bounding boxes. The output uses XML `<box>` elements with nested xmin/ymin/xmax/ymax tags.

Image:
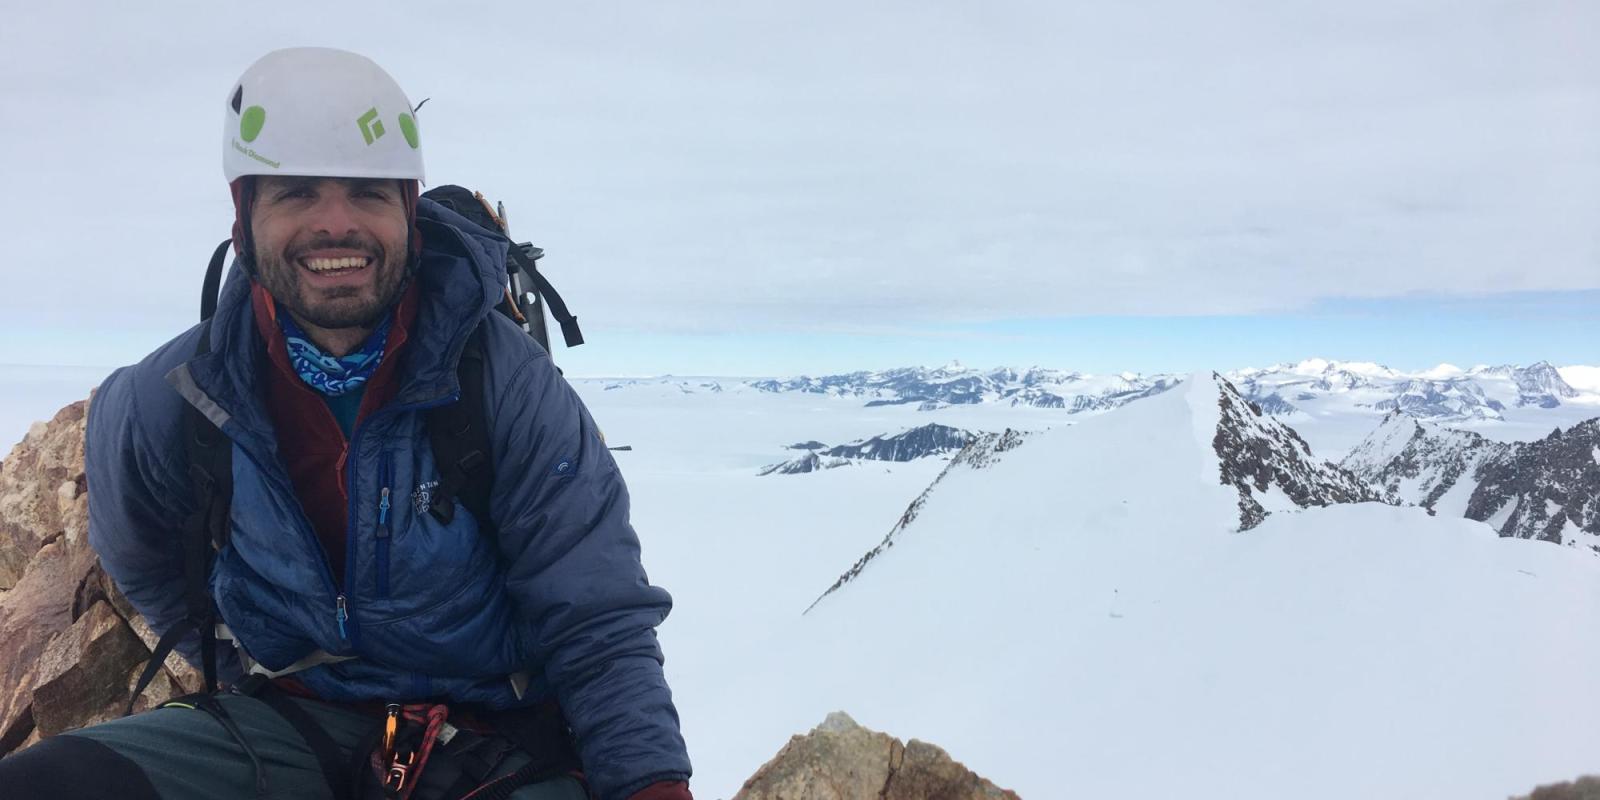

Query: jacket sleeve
<box><xmin>489</xmin><ymin>349</ymin><xmax>692</xmax><ymax>800</ymax></box>
<box><xmin>85</xmin><ymin>366</ymin><xmax>232</xmax><ymax>675</ymax></box>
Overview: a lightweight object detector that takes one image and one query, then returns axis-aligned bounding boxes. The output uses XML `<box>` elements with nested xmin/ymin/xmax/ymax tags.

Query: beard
<box><xmin>252</xmin><ymin>232</ymin><xmax>410</xmax><ymax>330</ymax></box>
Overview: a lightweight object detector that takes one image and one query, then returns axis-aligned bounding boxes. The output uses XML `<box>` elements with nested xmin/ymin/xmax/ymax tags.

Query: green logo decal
<box><xmin>398</xmin><ymin>113</ymin><xmax>419</xmax><ymax>149</ymax></box>
<box><xmin>239</xmin><ymin>106</ymin><xmax>266</xmax><ymax>142</ymax></box>
<box><xmin>357</xmin><ymin>108</ymin><xmax>386</xmax><ymax>145</ymax></box>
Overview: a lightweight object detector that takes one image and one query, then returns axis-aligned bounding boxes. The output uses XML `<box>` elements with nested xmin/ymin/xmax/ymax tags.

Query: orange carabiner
<box><xmin>381</xmin><ymin>703</ymin><xmax>401</xmax><ymax>763</ymax></box>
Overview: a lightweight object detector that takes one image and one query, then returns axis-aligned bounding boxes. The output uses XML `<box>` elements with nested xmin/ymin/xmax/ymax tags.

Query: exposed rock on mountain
<box><xmin>1467</xmin><ymin>419</ymin><xmax>1600</xmax><ymax>550</ymax></box>
<box><xmin>0</xmin><ymin>398</ymin><xmax>201</xmax><ymax>755</ymax></box>
<box><xmin>822</xmin><ymin>424</ymin><xmax>975</xmax><ymax>462</ymax></box>
<box><xmin>758</xmin><ymin>452</ymin><xmax>855</xmax><ymax>476</ymax></box>
<box><xmin>1371</xmin><ymin>378</ymin><xmax>1505</xmax><ymax>421</ymax></box>
<box><xmin>761</xmin><ymin>424</ymin><xmax>977</xmax><ymax>475</ymax></box>
<box><xmin>1339</xmin><ymin>411</ymin><xmax>1511</xmax><ymax>512</ymax></box>
<box><xmin>1341</xmin><ymin>413</ymin><xmax>1600</xmax><ymax>552</ymax></box>
<box><xmin>807</xmin><ymin>428</ymin><xmax>1032</xmax><ymax>609</ymax></box>
<box><xmin>1210</xmin><ymin>374</ymin><xmax>1384</xmax><ymax>530</ymax></box>
<box><xmin>734</xmin><ymin>711</ymin><xmax>1019</xmax><ymax>800</ymax></box>
<box><xmin>1514</xmin><ymin>361</ymin><xmax>1581</xmax><ymax>409</ymax></box>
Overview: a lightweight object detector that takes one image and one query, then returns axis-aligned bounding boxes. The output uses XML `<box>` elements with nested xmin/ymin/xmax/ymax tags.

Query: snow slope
<box><xmin>782</xmin><ymin>375</ymin><xmax>1600</xmax><ymax>799</ymax></box>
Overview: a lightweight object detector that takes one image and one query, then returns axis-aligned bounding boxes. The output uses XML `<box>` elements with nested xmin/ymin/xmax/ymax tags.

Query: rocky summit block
<box><xmin>0</xmin><ymin>396</ymin><xmax>201</xmax><ymax>755</ymax></box>
<box><xmin>735</xmin><ymin>711</ymin><xmax>1019</xmax><ymax>800</ymax></box>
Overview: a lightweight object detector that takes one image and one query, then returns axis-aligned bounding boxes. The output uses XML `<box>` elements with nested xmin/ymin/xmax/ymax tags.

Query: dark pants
<box><xmin>0</xmin><ymin>692</ymin><xmax>587</xmax><ymax>800</ymax></box>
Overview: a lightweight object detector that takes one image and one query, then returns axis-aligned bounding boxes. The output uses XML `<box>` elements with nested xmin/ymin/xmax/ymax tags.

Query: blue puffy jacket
<box><xmin>85</xmin><ymin>198</ymin><xmax>691</xmax><ymax>799</ymax></box>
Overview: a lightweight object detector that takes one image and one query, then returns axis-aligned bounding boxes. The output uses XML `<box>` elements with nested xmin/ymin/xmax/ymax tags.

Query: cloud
<box><xmin>1</xmin><ymin>0</ymin><xmax>1596</xmax><ymax>348</ymax></box>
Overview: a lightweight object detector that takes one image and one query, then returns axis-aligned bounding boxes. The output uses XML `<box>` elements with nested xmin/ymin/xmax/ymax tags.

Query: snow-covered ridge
<box><xmin>812</xmin><ymin>373</ymin><xmax>1392</xmax><ymax>610</ymax></box>
<box><xmin>806</xmin><ymin>427</ymin><xmax>1033</xmax><ymax>610</ymax></box>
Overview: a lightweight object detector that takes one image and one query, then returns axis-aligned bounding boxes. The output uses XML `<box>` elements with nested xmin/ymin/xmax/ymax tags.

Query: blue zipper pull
<box><xmin>378</xmin><ymin>487</ymin><xmax>391</xmax><ymax>527</ymax></box>
<box><xmin>336</xmin><ymin>594</ymin><xmax>349</xmax><ymax>639</ymax></box>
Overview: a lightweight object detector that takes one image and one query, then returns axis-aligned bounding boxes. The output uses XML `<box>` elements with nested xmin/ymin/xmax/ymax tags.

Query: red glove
<box><xmin>627</xmin><ymin>780</ymin><xmax>692</xmax><ymax>800</ymax></box>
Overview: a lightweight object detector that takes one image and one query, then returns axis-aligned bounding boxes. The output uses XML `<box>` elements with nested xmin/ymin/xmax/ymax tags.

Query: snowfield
<box><xmin>579</xmin><ymin>372</ymin><xmax>1600</xmax><ymax>800</ymax></box>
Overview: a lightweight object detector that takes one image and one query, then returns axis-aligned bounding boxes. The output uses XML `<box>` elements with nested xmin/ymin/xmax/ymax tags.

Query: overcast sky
<box><xmin>2</xmin><ymin>1</ymin><xmax>1596</xmax><ymax>376</ymax></box>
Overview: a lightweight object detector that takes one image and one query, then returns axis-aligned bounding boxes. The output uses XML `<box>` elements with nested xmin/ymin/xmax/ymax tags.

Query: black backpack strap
<box><xmin>128</xmin><ymin>314</ymin><xmax>232</xmax><ymax>714</ymax></box>
<box><xmin>200</xmin><ymin>239</ymin><xmax>232</xmax><ymax>322</ymax></box>
<box><xmin>508</xmin><ymin>245</ymin><xmax>584</xmax><ymax>349</ymax></box>
<box><xmin>425</xmin><ymin>324</ymin><xmax>494</xmax><ymax>532</ymax></box>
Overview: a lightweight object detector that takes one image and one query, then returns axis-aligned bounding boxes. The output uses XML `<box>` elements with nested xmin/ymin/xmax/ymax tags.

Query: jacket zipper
<box><xmin>376</xmin><ymin>452</ymin><xmax>393</xmax><ymax>599</ymax></box>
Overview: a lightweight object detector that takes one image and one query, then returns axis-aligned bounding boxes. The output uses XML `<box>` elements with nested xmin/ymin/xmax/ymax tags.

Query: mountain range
<box><xmin>738</xmin><ymin>358</ymin><xmax>1596</xmax><ymax>424</ymax></box>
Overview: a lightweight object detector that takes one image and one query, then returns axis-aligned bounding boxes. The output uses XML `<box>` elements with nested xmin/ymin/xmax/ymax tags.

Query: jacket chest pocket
<box><xmin>365</xmin><ymin>448</ymin><xmax>495</xmax><ymax>620</ymax></box>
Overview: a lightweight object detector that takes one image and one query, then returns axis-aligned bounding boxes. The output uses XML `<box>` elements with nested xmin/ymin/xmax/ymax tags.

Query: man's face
<box><xmin>250</xmin><ymin>176</ymin><xmax>410</xmax><ymax>330</ymax></box>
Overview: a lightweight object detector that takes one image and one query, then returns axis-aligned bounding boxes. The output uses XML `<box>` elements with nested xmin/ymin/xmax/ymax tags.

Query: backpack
<box><xmin>129</xmin><ymin>186</ymin><xmax>585</xmax><ymax>707</ymax></box>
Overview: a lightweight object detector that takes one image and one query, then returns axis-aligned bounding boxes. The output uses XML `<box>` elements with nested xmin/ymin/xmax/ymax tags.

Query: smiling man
<box><xmin>0</xmin><ymin>48</ymin><xmax>692</xmax><ymax>800</ymax></box>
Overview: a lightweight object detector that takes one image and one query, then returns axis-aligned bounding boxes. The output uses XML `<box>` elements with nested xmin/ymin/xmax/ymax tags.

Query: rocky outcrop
<box><xmin>822</xmin><ymin>424</ymin><xmax>975</xmax><ymax>463</ymax></box>
<box><xmin>759</xmin><ymin>452</ymin><xmax>856</xmax><ymax>476</ymax></box>
<box><xmin>735</xmin><ymin>712</ymin><xmax>1019</xmax><ymax>800</ymax></box>
<box><xmin>1466</xmin><ymin>419</ymin><xmax>1600</xmax><ymax>549</ymax></box>
<box><xmin>0</xmin><ymin>397</ymin><xmax>201</xmax><ymax>756</ymax></box>
<box><xmin>1513</xmin><ymin>361</ymin><xmax>1581</xmax><ymax>409</ymax></box>
<box><xmin>1210</xmin><ymin>374</ymin><xmax>1384</xmax><ymax>530</ymax></box>
<box><xmin>1339</xmin><ymin>411</ymin><xmax>1512</xmax><ymax>512</ymax></box>
<box><xmin>1341</xmin><ymin>413</ymin><xmax>1600</xmax><ymax>552</ymax></box>
<box><xmin>763</xmin><ymin>425</ymin><xmax>977</xmax><ymax>475</ymax></box>
<box><xmin>1512</xmin><ymin>775</ymin><xmax>1600</xmax><ymax>800</ymax></box>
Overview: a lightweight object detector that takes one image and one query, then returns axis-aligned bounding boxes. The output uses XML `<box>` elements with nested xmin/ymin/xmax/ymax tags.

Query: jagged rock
<box><xmin>1210</xmin><ymin>374</ymin><xmax>1383</xmax><ymax>530</ymax></box>
<box><xmin>1339</xmin><ymin>411</ymin><xmax>1511</xmax><ymax>512</ymax></box>
<box><xmin>1467</xmin><ymin>419</ymin><xmax>1600</xmax><ymax>549</ymax></box>
<box><xmin>103</xmin><ymin>569</ymin><xmax>204</xmax><ymax>695</ymax></box>
<box><xmin>0</xmin><ymin>401</ymin><xmax>88</xmax><ymax>589</ymax></box>
<box><xmin>31</xmin><ymin>600</ymin><xmax>147</xmax><ymax>737</ymax></box>
<box><xmin>0</xmin><ymin>395</ymin><xmax>202</xmax><ymax>756</ymax></box>
<box><xmin>1512</xmin><ymin>774</ymin><xmax>1600</xmax><ymax>800</ymax></box>
<box><xmin>0</xmin><ymin>538</ymin><xmax>97</xmax><ymax>750</ymax></box>
<box><xmin>821</xmin><ymin>424</ymin><xmax>975</xmax><ymax>463</ymax></box>
<box><xmin>735</xmin><ymin>712</ymin><xmax>1019</xmax><ymax>800</ymax></box>
<box><xmin>1342</xmin><ymin>413</ymin><xmax>1600</xmax><ymax>552</ymax></box>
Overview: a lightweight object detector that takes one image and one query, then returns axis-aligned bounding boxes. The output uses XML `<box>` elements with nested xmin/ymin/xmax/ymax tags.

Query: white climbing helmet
<box><xmin>222</xmin><ymin>47</ymin><xmax>424</xmax><ymax>183</ymax></box>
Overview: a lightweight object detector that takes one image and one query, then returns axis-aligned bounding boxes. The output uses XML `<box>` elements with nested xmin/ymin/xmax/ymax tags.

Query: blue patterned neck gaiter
<box><xmin>277</xmin><ymin>313</ymin><xmax>393</xmax><ymax>397</ymax></box>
